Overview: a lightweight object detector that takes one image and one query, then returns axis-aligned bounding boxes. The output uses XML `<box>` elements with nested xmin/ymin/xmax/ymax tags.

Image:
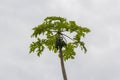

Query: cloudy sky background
<box><xmin>0</xmin><ymin>0</ymin><xmax>120</xmax><ymax>80</ymax></box>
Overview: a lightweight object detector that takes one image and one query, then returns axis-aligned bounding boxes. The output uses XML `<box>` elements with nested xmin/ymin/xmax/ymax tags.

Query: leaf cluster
<box><xmin>29</xmin><ymin>16</ymin><xmax>90</xmax><ymax>61</ymax></box>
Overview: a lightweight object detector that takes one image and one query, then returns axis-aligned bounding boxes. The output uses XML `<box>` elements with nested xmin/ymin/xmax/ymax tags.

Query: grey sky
<box><xmin>0</xmin><ymin>0</ymin><xmax>120</xmax><ymax>80</ymax></box>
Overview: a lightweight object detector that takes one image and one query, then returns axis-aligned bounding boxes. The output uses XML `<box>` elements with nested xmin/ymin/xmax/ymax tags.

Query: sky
<box><xmin>0</xmin><ymin>0</ymin><xmax>120</xmax><ymax>80</ymax></box>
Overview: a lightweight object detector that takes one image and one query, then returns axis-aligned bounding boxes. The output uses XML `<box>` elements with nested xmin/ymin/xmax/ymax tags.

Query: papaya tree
<box><xmin>29</xmin><ymin>16</ymin><xmax>90</xmax><ymax>80</ymax></box>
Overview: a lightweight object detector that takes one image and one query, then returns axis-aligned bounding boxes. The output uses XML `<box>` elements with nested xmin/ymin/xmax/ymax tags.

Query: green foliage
<box><xmin>29</xmin><ymin>16</ymin><xmax>90</xmax><ymax>61</ymax></box>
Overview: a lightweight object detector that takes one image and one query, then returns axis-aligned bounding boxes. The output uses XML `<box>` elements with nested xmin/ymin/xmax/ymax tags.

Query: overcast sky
<box><xmin>0</xmin><ymin>0</ymin><xmax>120</xmax><ymax>80</ymax></box>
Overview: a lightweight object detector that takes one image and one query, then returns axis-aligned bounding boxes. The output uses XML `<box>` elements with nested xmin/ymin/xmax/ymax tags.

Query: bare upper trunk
<box><xmin>59</xmin><ymin>48</ymin><xmax>68</xmax><ymax>80</ymax></box>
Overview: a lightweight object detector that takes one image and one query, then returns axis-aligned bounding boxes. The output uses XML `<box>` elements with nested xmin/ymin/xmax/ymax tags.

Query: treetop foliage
<box><xmin>29</xmin><ymin>16</ymin><xmax>90</xmax><ymax>61</ymax></box>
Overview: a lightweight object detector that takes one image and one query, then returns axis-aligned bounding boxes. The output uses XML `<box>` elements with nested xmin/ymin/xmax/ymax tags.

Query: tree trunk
<box><xmin>59</xmin><ymin>48</ymin><xmax>68</xmax><ymax>80</ymax></box>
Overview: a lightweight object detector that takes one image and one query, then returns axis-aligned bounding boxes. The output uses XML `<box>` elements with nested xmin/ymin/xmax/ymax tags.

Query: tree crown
<box><xmin>29</xmin><ymin>16</ymin><xmax>90</xmax><ymax>61</ymax></box>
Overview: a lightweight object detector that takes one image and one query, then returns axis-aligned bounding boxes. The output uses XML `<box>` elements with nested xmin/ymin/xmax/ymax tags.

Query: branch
<box><xmin>61</xmin><ymin>33</ymin><xmax>74</xmax><ymax>41</ymax></box>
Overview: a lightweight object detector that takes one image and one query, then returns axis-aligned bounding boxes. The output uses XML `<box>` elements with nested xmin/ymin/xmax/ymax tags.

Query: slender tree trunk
<box><xmin>59</xmin><ymin>48</ymin><xmax>68</xmax><ymax>80</ymax></box>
